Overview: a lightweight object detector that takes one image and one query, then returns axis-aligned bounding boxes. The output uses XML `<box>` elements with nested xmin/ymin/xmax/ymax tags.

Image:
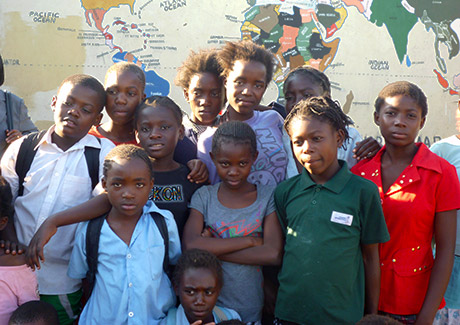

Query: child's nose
<box><xmin>194</xmin><ymin>292</ymin><xmax>205</xmax><ymax>305</ymax></box>
<box><xmin>199</xmin><ymin>97</ymin><xmax>209</xmax><ymax>107</ymax></box>
<box><xmin>116</xmin><ymin>92</ymin><xmax>128</xmax><ymax>104</ymax></box>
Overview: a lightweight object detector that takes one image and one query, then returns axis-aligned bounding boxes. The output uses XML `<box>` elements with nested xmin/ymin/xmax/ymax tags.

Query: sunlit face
<box><xmin>374</xmin><ymin>95</ymin><xmax>425</xmax><ymax>148</ymax></box>
<box><xmin>289</xmin><ymin>117</ymin><xmax>343</xmax><ymax>184</ymax></box>
<box><xmin>284</xmin><ymin>74</ymin><xmax>325</xmax><ymax>114</ymax></box>
<box><xmin>184</xmin><ymin>72</ymin><xmax>223</xmax><ymax>126</ymax></box>
<box><xmin>105</xmin><ymin>70</ymin><xmax>145</xmax><ymax>126</ymax></box>
<box><xmin>225</xmin><ymin>60</ymin><xmax>267</xmax><ymax>121</ymax></box>
<box><xmin>178</xmin><ymin>268</ymin><xmax>220</xmax><ymax>324</ymax></box>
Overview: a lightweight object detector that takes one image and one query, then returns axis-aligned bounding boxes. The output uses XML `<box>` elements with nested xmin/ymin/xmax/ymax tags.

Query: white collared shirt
<box><xmin>1</xmin><ymin>126</ymin><xmax>114</xmax><ymax>294</ymax></box>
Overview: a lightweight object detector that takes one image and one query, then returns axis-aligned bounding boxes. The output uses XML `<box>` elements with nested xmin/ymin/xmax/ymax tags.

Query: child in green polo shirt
<box><xmin>274</xmin><ymin>97</ymin><xmax>389</xmax><ymax>324</ymax></box>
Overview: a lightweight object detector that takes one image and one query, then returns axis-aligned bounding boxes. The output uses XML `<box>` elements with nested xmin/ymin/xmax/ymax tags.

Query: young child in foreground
<box><xmin>163</xmin><ymin>249</ymin><xmax>240</xmax><ymax>324</ymax></box>
<box><xmin>352</xmin><ymin>82</ymin><xmax>460</xmax><ymax>324</ymax></box>
<box><xmin>274</xmin><ymin>97</ymin><xmax>389</xmax><ymax>324</ymax></box>
<box><xmin>183</xmin><ymin>121</ymin><xmax>283</xmax><ymax>323</ymax></box>
<box><xmin>431</xmin><ymin>100</ymin><xmax>460</xmax><ymax>325</ymax></box>
<box><xmin>1</xmin><ymin>74</ymin><xmax>114</xmax><ymax>324</ymax></box>
<box><xmin>8</xmin><ymin>301</ymin><xmax>58</xmax><ymax>325</ymax></box>
<box><xmin>282</xmin><ymin>66</ymin><xmax>381</xmax><ymax>167</ymax></box>
<box><xmin>197</xmin><ymin>40</ymin><xmax>297</xmax><ymax>185</ymax></box>
<box><xmin>0</xmin><ymin>176</ymin><xmax>39</xmax><ymax>324</ymax></box>
<box><xmin>68</xmin><ymin>144</ymin><xmax>181</xmax><ymax>324</ymax></box>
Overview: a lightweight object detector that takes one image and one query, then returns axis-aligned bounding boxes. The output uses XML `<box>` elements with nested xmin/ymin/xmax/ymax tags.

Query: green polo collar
<box><xmin>300</xmin><ymin>160</ymin><xmax>352</xmax><ymax>194</ymax></box>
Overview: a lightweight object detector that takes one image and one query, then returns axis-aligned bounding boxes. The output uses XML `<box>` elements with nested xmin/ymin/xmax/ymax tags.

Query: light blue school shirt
<box><xmin>68</xmin><ymin>200</ymin><xmax>181</xmax><ymax>325</ymax></box>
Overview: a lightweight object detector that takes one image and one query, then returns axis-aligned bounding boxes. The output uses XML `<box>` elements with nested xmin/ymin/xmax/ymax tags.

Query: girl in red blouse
<box><xmin>351</xmin><ymin>81</ymin><xmax>460</xmax><ymax>324</ymax></box>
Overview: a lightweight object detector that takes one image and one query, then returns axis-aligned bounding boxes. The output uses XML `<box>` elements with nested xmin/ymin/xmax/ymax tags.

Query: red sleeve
<box><xmin>435</xmin><ymin>158</ymin><xmax>460</xmax><ymax>213</ymax></box>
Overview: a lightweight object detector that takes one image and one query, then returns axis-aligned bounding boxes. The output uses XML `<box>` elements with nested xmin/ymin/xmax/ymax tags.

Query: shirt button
<box><xmin>127</xmin><ymin>253</ymin><xmax>132</xmax><ymax>259</ymax></box>
<box><xmin>315</xmin><ymin>188</ymin><xmax>320</xmax><ymax>192</ymax></box>
<box><xmin>392</xmin><ymin>259</ymin><xmax>396</xmax><ymax>263</ymax></box>
<box><xmin>128</xmin><ymin>312</ymin><xmax>134</xmax><ymax>317</ymax></box>
<box><xmin>361</xmin><ymin>172</ymin><xmax>365</xmax><ymax>176</ymax></box>
<box><xmin>312</xmin><ymin>200</ymin><xmax>317</xmax><ymax>205</ymax></box>
<box><xmin>400</xmin><ymin>180</ymin><xmax>404</xmax><ymax>184</ymax></box>
<box><xmin>129</xmin><ymin>282</ymin><xmax>133</xmax><ymax>287</ymax></box>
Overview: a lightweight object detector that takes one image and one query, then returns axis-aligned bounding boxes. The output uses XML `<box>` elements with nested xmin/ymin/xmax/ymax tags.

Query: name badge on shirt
<box><xmin>330</xmin><ymin>211</ymin><xmax>353</xmax><ymax>226</ymax></box>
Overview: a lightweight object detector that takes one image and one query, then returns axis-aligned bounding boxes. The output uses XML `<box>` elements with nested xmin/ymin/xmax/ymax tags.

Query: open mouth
<box><xmin>62</xmin><ymin>118</ymin><xmax>77</xmax><ymax>127</ymax></box>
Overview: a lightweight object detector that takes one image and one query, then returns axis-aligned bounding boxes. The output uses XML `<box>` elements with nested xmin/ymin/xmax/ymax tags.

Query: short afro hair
<box><xmin>8</xmin><ymin>301</ymin><xmax>59</xmax><ymax>325</ymax></box>
<box><xmin>374</xmin><ymin>81</ymin><xmax>428</xmax><ymax>117</ymax></box>
<box><xmin>134</xmin><ymin>96</ymin><xmax>183</xmax><ymax>127</ymax></box>
<box><xmin>218</xmin><ymin>40</ymin><xmax>276</xmax><ymax>84</ymax></box>
<box><xmin>105</xmin><ymin>61</ymin><xmax>146</xmax><ymax>91</ymax></box>
<box><xmin>175</xmin><ymin>48</ymin><xmax>223</xmax><ymax>89</ymax></box>
<box><xmin>283</xmin><ymin>66</ymin><xmax>331</xmax><ymax>97</ymax></box>
<box><xmin>173</xmin><ymin>249</ymin><xmax>223</xmax><ymax>289</ymax></box>
<box><xmin>58</xmin><ymin>74</ymin><xmax>106</xmax><ymax>112</ymax></box>
<box><xmin>211</xmin><ymin>121</ymin><xmax>257</xmax><ymax>156</ymax></box>
<box><xmin>0</xmin><ymin>176</ymin><xmax>13</xmax><ymax>220</ymax></box>
<box><xmin>103</xmin><ymin>144</ymin><xmax>153</xmax><ymax>179</ymax></box>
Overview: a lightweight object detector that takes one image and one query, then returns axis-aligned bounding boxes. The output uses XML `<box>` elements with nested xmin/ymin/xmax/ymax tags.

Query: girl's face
<box><xmin>135</xmin><ymin>105</ymin><xmax>184</xmax><ymax>161</ymax></box>
<box><xmin>105</xmin><ymin>70</ymin><xmax>145</xmax><ymax>126</ymax></box>
<box><xmin>178</xmin><ymin>267</ymin><xmax>220</xmax><ymax>324</ymax></box>
<box><xmin>184</xmin><ymin>72</ymin><xmax>223</xmax><ymax>126</ymax></box>
<box><xmin>374</xmin><ymin>94</ymin><xmax>425</xmax><ymax>148</ymax></box>
<box><xmin>211</xmin><ymin>141</ymin><xmax>257</xmax><ymax>190</ymax></box>
<box><xmin>225</xmin><ymin>60</ymin><xmax>267</xmax><ymax>121</ymax></box>
<box><xmin>102</xmin><ymin>157</ymin><xmax>153</xmax><ymax>218</ymax></box>
<box><xmin>289</xmin><ymin>116</ymin><xmax>343</xmax><ymax>184</ymax></box>
<box><xmin>284</xmin><ymin>74</ymin><xmax>325</xmax><ymax>114</ymax></box>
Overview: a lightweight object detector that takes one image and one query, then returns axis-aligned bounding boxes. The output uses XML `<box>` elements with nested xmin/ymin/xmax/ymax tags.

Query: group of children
<box><xmin>0</xmin><ymin>39</ymin><xmax>459</xmax><ymax>325</ymax></box>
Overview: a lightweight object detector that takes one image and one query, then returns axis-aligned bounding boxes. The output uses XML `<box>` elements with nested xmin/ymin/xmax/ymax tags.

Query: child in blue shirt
<box><xmin>68</xmin><ymin>144</ymin><xmax>181</xmax><ymax>324</ymax></box>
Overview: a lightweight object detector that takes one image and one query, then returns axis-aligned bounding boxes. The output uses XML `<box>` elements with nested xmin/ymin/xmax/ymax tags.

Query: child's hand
<box><xmin>0</xmin><ymin>239</ymin><xmax>26</xmax><ymax>255</ymax></box>
<box><xmin>251</xmin><ymin>236</ymin><xmax>263</xmax><ymax>247</ymax></box>
<box><xmin>353</xmin><ymin>137</ymin><xmax>381</xmax><ymax>161</ymax></box>
<box><xmin>26</xmin><ymin>220</ymin><xmax>58</xmax><ymax>271</ymax></box>
<box><xmin>187</xmin><ymin>159</ymin><xmax>209</xmax><ymax>184</ymax></box>
<box><xmin>191</xmin><ymin>321</ymin><xmax>215</xmax><ymax>325</ymax></box>
<box><xmin>201</xmin><ymin>227</ymin><xmax>213</xmax><ymax>237</ymax></box>
<box><xmin>5</xmin><ymin>129</ymin><xmax>23</xmax><ymax>144</ymax></box>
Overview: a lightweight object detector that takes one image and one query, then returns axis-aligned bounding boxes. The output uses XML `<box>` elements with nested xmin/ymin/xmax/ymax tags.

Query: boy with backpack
<box><xmin>0</xmin><ymin>74</ymin><xmax>114</xmax><ymax>324</ymax></box>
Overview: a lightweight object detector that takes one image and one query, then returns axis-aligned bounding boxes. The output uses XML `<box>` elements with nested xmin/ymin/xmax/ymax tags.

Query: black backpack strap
<box><xmin>85</xmin><ymin>213</ymin><xmax>107</xmax><ymax>296</ymax></box>
<box><xmin>84</xmin><ymin>137</ymin><xmax>101</xmax><ymax>190</ymax></box>
<box><xmin>150</xmin><ymin>212</ymin><xmax>169</xmax><ymax>275</ymax></box>
<box><xmin>15</xmin><ymin>130</ymin><xmax>47</xmax><ymax>196</ymax></box>
<box><xmin>4</xmin><ymin>91</ymin><xmax>13</xmax><ymax>131</ymax></box>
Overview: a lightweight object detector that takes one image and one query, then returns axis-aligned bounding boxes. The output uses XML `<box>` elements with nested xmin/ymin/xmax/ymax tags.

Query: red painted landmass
<box><xmin>86</xmin><ymin>8</ymin><xmax>108</xmax><ymax>32</ymax></box>
<box><xmin>433</xmin><ymin>69</ymin><xmax>449</xmax><ymax>89</ymax></box>
<box><xmin>113</xmin><ymin>20</ymin><xmax>126</xmax><ymax>25</ymax></box>
<box><xmin>326</xmin><ymin>24</ymin><xmax>338</xmax><ymax>38</ymax></box>
<box><xmin>449</xmin><ymin>89</ymin><xmax>459</xmax><ymax>95</ymax></box>
<box><xmin>131</xmin><ymin>23</ymin><xmax>137</xmax><ymax>29</ymax></box>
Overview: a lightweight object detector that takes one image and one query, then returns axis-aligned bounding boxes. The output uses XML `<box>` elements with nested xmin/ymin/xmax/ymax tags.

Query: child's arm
<box><xmin>26</xmin><ymin>193</ymin><xmax>111</xmax><ymax>270</ymax></box>
<box><xmin>186</xmin><ymin>159</ymin><xmax>209</xmax><ymax>184</ymax></box>
<box><xmin>416</xmin><ymin>209</ymin><xmax>456</xmax><ymax>325</ymax></box>
<box><xmin>183</xmin><ymin>208</ymin><xmax>263</xmax><ymax>255</ymax></box>
<box><xmin>353</xmin><ymin>137</ymin><xmax>381</xmax><ymax>161</ymax></box>
<box><xmin>361</xmin><ymin>243</ymin><xmax>380</xmax><ymax>315</ymax></box>
<box><xmin>218</xmin><ymin>211</ymin><xmax>283</xmax><ymax>266</ymax></box>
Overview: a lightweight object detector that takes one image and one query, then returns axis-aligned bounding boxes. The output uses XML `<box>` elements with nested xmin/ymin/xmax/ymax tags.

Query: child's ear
<box><xmin>93</xmin><ymin>113</ymin><xmax>103</xmax><ymax>126</ymax></box>
<box><xmin>253</xmin><ymin>150</ymin><xmax>259</xmax><ymax>161</ymax></box>
<box><xmin>373</xmin><ymin>111</ymin><xmax>380</xmax><ymax>126</ymax></box>
<box><xmin>50</xmin><ymin>95</ymin><xmax>57</xmax><ymax>112</ymax></box>
<box><xmin>209</xmin><ymin>151</ymin><xmax>215</xmax><ymax>162</ymax></box>
<box><xmin>420</xmin><ymin>116</ymin><xmax>426</xmax><ymax>130</ymax></box>
<box><xmin>142</xmin><ymin>93</ymin><xmax>146</xmax><ymax>100</ymax></box>
<box><xmin>0</xmin><ymin>216</ymin><xmax>8</xmax><ymax>231</ymax></box>
<box><xmin>101</xmin><ymin>177</ymin><xmax>107</xmax><ymax>190</ymax></box>
<box><xmin>183</xmin><ymin>88</ymin><xmax>190</xmax><ymax>102</ymax></box>
<box><xmin>336</xmin><ymin>130</ymin><xmax>345</xmax><ymax>148</ymax></box>
<box><xmin>149</xmin><ymin>177</ymin><xmax>154</xmax><ymax>190</ymax></box>
<box><xmin>135</xmin><ymin>130</ymin><xmax>140</xmax><ymax>144</ymax></box>
<box><xmin>178</xmin><ymin>125</ymin><xmax>185</xmax><ymax>141</ymax></box>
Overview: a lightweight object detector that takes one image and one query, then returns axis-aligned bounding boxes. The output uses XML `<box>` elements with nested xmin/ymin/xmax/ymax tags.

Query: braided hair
<box><xmin>211</xmin><ymin>121</ymin><xmax>257</xmax><ymax>156</ymax></box>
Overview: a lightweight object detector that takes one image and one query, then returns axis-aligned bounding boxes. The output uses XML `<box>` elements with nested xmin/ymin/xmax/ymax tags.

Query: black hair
<box><xmin>175</xmin><ymin>49</ymin><xmax>223</xmax><ymax>89</ymax></box>
<box><xmin>283</xmin><ymin>66</ymin><xmax>331</xmax><ymax>97</ymax></box>
<box><xmin>58</xmin><ymin>74</ymin><xmax>106</xmax><ymax>112</ymax></box>
<box><xmin>0</xmin><ymin>53</ymin><xmax>4</xmax><ymax>86</ymax></box>
<box><xmin>134</xmin><ymin>96</ymin><xmax>183</xmax><ymax>127</ymax></box>
<box><xmin>173</xmin><ymin>249</ymin><xmax>223</xmax><ymax>289</ymax></box>
<box><xmin>374</xmin><ymin>81</ymin><xmax>428</xmax><ymax>117</ymax></box>
<box><xmin>211</xmin><ymin>121</ymin><xmax>257</xmax><ymax>156</ymax></box>
<box><xmin>0</xmin><ymin>176</ymin><xmax>13</xmax><ymax>220</ymax></box>
<box><xmin>356</xmin><ymin>314</ymin><xmax>403</xmax><ymax>325</ymax></box>
<box><xmin>218</xmin><ymin>40</ymin><xmax>276</xmax><ymax>84</ymax></box>
<box><xmin>105</xmin><ymin>61</ymin><xmax>146</xmax><ymax>91</ymax></box>
<box><xmin>8</xmin><ymin>301</ymin><xmax>59</xmax><ymax>325</ymax></box>
<box><xmin>103</xmin><ymin>144</ymin><xmax>153</xmax><ymax>179</ymax></box>
<box><xmin>284</xmin><ymin>97</ymin><xmax>352</xmax><ymax>143</ymax></box>
<box><xmin>219</xmin><ymin>320</ymin><xmax>246</xmax><ymax>325</ymax></box>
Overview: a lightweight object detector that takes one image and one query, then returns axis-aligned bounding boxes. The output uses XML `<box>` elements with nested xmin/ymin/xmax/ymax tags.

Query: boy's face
<box><xmin>184</xmin><ymin>72</ymin><xmax>223</xmax><ymax>126</ymax></box>
<box><xmin>284</xmin><ymin>74</ymin><xmax>324</xmax><ymax>114</ymax></box>
<box><xmin>290</xmin><ymin>117</ymin><xmax>343</xmax><ymax>184</ymax></box>
<box><xmin>374</xmin><ymin>94</ymin><xmax>425</xmax><ymax>148</ymax></box>
<box><xmin>105</xmin><ymin>70</ymin><xmax>145</xmax><ymax>126</ymax></box>
<box><xmin>177</xmin><ymin>267</ymin><xmax>220</xmax><ymax>324</ymax></box>
<box><xmin>52</xmin><ymin>82</ymin><xmax>102</xmax><ymax>143</ymax></box>
<box><xmin>102</xmin><ymin>157</ymin><xmax>153</xmax><ymax>218</ymax></box>
<box><xmin>135</xmin><ymin>105</ymin><xmax>184</xmax><ymax>161</ymax></box>
<box><xmin>225</xmin><ymin>60</ymin><xmax>267</xmax><ymax>120</ymax></box>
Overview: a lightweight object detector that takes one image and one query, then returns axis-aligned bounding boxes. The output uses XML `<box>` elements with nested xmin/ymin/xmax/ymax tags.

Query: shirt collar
<box><xmin>36</xmin><ymin>125</ymin><xmax>103</xmax><ymax>151</ymax></box>
<box><xmin>300</xmin><ymin>160</ymin><xmax>352</xmax><ymax>193</ymax></box>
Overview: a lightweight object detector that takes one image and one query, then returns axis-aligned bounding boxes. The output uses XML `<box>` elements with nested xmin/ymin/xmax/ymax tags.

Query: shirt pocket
<box><xmin>60</xmin><ymin>175</ymin><xmax>92</xmax><ymax>207</ymax></box>
<box><xmin>392</xmin><ymin>242</ymin><xmax>434</xmax><ymax>277</ymax></box>
<box><xmin>149</xmin><ymin>244</ymin><xmax>166</xmax><ymax>281</ymax></box>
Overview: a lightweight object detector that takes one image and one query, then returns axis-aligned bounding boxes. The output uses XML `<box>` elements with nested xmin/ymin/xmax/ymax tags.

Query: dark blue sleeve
<box><xmin>173</xmin><ymin>136</ymin><xmax>197</xmax><ymax>165</ymax></box>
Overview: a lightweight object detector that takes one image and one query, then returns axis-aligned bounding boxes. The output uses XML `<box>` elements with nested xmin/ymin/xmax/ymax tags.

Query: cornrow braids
<box><xmin>134</xmin><ymin>95</ymin><xmax>183</xmax><ymax>127</ymax></box>
<box><xmin>103</xmin><ymin>144</ymin><xmax>153</xmax><ymax>179</ymax></box>
<box><xmin>374</xmin><ymin>81</ymin><xmax>428</xmax><ymax>117</ymax></box>
<box><xmin>175</xmin><ymin>48</ymin><xmax>223</xmax><ymax>89</ymax></box>
<box><xmin>105</xmin><ymin>61</ymin><xmax>146</xmax><ymax>91</ymax></box>
<box><xmin>284</xmin><ymin>96</ymin><xmax>352</xmax><ymax>145</ymax></box>
<box><xmin>0</xmin><ymin>176</ymin><xmax>13</xmax><ymax>220</ymax></box>
<box><xmin>211</xmin><ymin>121</ymin><xmax>257</xmax><ymax>156</ymax></box>
<box><xmin>283</xmin><ymin>66</ymin><xmax>331</xmax><ymax>97</ymax></box>
<box><xmin>173</xmin><ymin>249</ymin><xmax>223</xmax><ymax>289</ymax></box>
<box><xmin>218</xmin><ymin>40</ymin><xmax>276</xmax><ymax>84</ymax></box>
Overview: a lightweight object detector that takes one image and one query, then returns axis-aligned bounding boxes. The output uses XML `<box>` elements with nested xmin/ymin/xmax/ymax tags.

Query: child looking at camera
<box><xmin>68</xmin><ymin>144</ymin><xmax>180</xmax><ymax>324</ymax></box>
<box><xmin>0</xmin><ymin>176</ymin><xmax>39</xmax><ymax>324</ymax></box>
<box><xmin>164</xmin><ymin>249</ymin><xmax>240</xmax><ymax>324</ymax></box>
<box><xmin>352</xmin><ymin>82</ymin><xmax>460</xmax><ymax>324</ymax></box>
<box><xmin>274</xmin><ymin>97</ymin><xmax>389</xmax><ymax>324</ymax></box>
<box><xmin>183</xmin><ymin>121</ymin><xmax>283</xmax><ymax>323</ymax></box>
